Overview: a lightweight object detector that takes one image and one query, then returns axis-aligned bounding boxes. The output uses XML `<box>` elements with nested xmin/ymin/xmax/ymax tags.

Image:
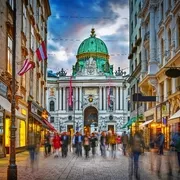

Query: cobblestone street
<box><xmin>0</xmin><ymin>148</ymin><xmax>180</xmax><ymax>180</ymax></box>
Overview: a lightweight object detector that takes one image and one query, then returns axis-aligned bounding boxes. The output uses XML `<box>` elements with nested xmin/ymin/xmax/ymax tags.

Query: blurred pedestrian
<box><xmin>75</xmin><ymin>132</ymin><xmax>83</xmax><ymax>157</ymax></box>
<box><xmin>129</xmin><ymin>131</ymin><xmax>145</xmax><ymax>180</ymax></box>
<box><xmin>90</xmin><ymin>133</ymin><xmax>98</xmax><ymax>157</ymax></box>
<box><xmin>44</xmin><ymin>131</ymin><xmax>51</xmax><ymax>157</ymax></box>
<box><xmin>109</xmin><ymin>133</ymin><xmax>117</xmax><ymax>158</ymax></box>
<box><xmin>53</xmin><ymin>132</ymin><xmax>61</xmax><ymax>158</ymax></box>
<box><xmin>116</xmin><ymin>135</ymin><xmax>121</xmax><ymax>151</ymax></box>
<box><xmin>155</xmin><ymin>131</ymin><xmax>165</xmax><ymax>155</ymax></box>
<box><xmin>83</xmin><ymin>133</ymin><xmax>90</xmax><ymax>158</ymax></box>
<box><xmin>100</xmin><ymin>131</ymin><xmax>107</xmax><ymax>157</ymax></box>
<box><xmin>121</xmin><ymin>131</ymin><xmax>128</xmax><ymax>156</ymax></box>
<box><xmin>61</xmin><ymin>132</ymin><xmax>69</xmax><ymax>157</ymax></box>
<box><xmin>172</xmin><ymin>131</ymin><xmax>180</xmax><ymax>173</ymax></box>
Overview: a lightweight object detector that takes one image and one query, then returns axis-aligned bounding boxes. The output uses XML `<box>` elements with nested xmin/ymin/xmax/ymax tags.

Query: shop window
<box><xmin>49</xmin><ymin>101</ymin><xmax>55</xmax><ymax>111</ymax></box>
<box><xmin>19</xmin><ymin>121</ymin><xmax>25</xmax><ymax>147</ymax></box>
<box><xmin>5</xmin><ymin>117</ymin><xmax>10</xmax><ymax>147</ymax></box>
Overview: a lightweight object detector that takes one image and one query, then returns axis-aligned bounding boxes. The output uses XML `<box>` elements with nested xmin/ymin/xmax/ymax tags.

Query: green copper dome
<box><xmin>77</xmin><ymin>28</ymin><xmax>108</xmax><ymax>56</ymax></box>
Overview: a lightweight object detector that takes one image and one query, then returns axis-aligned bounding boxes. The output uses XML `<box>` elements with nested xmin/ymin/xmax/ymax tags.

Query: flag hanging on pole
<box><xmin>36</xmin><ymin>41</ymin><xmax>47</xmax><ymax>61</ymax></box>
<box><xmin>68</xmin><ymin>76</ymin><xmax>72</xmax><ymax>107</ymax></box>
<box><xmin>17</xmin><ymin>59</ymin><xmax>35</xmax><ymax>76</ymax></box>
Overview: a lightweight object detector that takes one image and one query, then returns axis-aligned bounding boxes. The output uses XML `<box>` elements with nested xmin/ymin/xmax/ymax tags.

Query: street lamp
<box><xmin>7</xmin><ymin>0</ymin><xmax>17</xmax><ymax>179</ymax></box>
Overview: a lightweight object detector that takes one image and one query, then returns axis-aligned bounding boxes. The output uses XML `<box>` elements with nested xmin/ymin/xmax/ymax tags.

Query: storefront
<box><xmin>28</xmin><ymin>100</ymin><xmax>52</xmax><ymax>146</ymax></box>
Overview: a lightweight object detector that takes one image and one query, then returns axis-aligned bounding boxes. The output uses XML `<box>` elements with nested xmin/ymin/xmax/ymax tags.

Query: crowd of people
<box><xmin>27</xmin><ymin>129</ymin><xmax>180</xmax><ymax>179</ymax></box>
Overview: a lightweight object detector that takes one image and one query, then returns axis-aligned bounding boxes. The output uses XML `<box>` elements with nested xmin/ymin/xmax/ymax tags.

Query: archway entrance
<box><xmin>84</xmin><ymin>106</ymin><xmax>98</xmax><ymax>134</ymax></box>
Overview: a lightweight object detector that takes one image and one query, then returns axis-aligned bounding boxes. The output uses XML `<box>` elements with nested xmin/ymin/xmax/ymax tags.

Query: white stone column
<box><xmin>76</xmin><ymin>87</ymin><xmax>78</xmax><ymax>110</ymax></box>
<box><xmin>120</xmin><ymin>87</ymin><xmax>123</xmax><ymax>110</ymax></box>
<box><xmin>59</xmin><ymin>87</ymin><xmax>62</xmax><ymax>110</ymax></box>
<box><xmin>63</xmin><ymin>87</ymin><xmax>66</xmax><ymax>110</ymax></box>
<box><xmin>79</xmin><ymin>87</ymin><xmax>82</xmax><ymax>109</ymax></box>
<box><xmin>149</xmin><ymin>5</ymin><xmax>158</xmax><ymax>74</ymax></box>
<box><xmin>172</xmin><ymin>78</ymin><xmax>176</xmax><ymax>94</ymax></box>
<box><xmin>56</xmin><ymin>88</ymin><xmax>58</xmax><ymax>111</ymax></box>
<box><xmin>103</xmin><ymin>87</ymin><xmax>106</xmax><ymax>110</ymax></box>
<box><xmin>164</xmin><ymin>79</ymin><xmax>168</xmax><ymax>101</ymax></box>
<box><xmin>116</xmin><ymin>87</ymin><xmax>119</xmax><ymax>110</ymax></box>
<box><xmin>99</xmin><ymin>87</ymin><xmax>102</xmax><ymax>110</ymax></box>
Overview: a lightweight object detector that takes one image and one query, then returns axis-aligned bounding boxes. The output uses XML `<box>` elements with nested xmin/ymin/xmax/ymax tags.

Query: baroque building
<box><xmin>0</xmin><ymin>0</ymin><xmax>51</xmax><ymax>157</ymax></box>
<box><xmin>129</xmin><ymin>0</ymin><xmax>180</xmax><ymax>148</ymax></box>
<box><xmin>47</xmin><ymin>29</ymin><xmax>129</xmax><ymax>134</ymax></box>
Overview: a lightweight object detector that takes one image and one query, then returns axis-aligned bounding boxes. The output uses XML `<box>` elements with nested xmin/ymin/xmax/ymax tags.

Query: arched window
<box><xmin>49</xmin><ymin>101</ymin><xmax>55</xmax><ymax>111</ymax></box>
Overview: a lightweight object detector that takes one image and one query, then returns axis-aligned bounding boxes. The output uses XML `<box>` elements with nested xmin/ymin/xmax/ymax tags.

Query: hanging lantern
<box><xmin>165</xmin><ymin>68</ymin><xmax>180</xmax><ymax>78</ymax></box>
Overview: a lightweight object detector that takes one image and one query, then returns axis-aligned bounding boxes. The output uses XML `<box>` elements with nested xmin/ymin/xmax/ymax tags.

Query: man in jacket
<box><xmin>61</xmin><ymin>132</ymin><xmax>69</xmax><ymax>157</ymax></box>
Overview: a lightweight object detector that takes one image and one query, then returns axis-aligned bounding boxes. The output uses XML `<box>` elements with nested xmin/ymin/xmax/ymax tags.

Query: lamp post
<box><xmin>7</xmin><ymin>0</ymin><xmax>17</xmax><ymax>179</ymax></box>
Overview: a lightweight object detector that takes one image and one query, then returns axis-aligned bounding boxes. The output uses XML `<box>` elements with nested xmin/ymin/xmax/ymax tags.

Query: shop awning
<box><xmin>0</xmin><ymin>95</ymin><xmax>25</xmax><ymax>120</ymax></box>
<box><xmin>43</xmin><ymin>119</ymin><xmax>56</xmax><ymax>131</ymax></box>
<box><xmin>139</xmin><ymin>119</ymin><xmax>153</xmax><ymax>128</ymax></box>
<box><xmin>29</xmin><ymin>112</ymin><xmax>48</xmax><ymax>128</ymax></box>
<box><xmin>169</xmin><ymin>110</ymin><xmax>180</xmax><ymax>120</ymax></box>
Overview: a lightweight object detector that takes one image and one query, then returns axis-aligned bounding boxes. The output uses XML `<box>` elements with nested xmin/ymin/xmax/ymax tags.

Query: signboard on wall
<box><xmin>162</xmin><ymin>101</ymin><xmax>170</xmax><ymax>117</ymax></box>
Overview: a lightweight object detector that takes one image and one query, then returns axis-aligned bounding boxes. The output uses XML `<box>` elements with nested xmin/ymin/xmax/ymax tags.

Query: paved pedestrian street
<box><xmin>0</xmin><ymin>149</ymin><xmax>180</xmax><ymax>180</ymax></box>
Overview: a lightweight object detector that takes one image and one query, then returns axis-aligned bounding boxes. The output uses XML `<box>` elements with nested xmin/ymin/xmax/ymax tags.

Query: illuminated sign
<box><xmin>21</xmin><ymin>109</ymin><xmax>27</xmax><ymax>116</ymax></box>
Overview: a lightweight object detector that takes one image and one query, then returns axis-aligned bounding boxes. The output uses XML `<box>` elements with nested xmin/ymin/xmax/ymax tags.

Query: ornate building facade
<box><xmin>47</xmin><ymin>29</ymin><xmax>129</xmax><ymax>134</ymax></box>
<box><xmin>129</xmin><ymin>0</ymin><xmax>180</xmax><ymax>148</ymax></box>
<box><xmin>0</xmin><ymin>0</ymin><xmax>51</xmax><ymax>157</ymax></box>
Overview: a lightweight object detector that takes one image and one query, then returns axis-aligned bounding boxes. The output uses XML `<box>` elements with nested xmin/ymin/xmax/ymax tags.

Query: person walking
<box><xmin>155</xmin><ymin>131</ymin><xmax>165</xmax><ymax>155</ymax></box>
<box><xmin>172</xmin><ymin>131</ymin><xmax>180</xmax><ymax>174</ymax></box>
<box><xmin>83</xmin><ymin>134</ymin><xmax>90</xmax><ymax>158</ymax></box>
<box><xmin>100</xmin><ymin>131</ymin><xmax>107</xmax><ymax>157</ymax></box>
<box><xmin>129</xmin><ymin>131</ymin><xmax>145</xmax><ymax>180</ymax></box>
<box><xmin>44</xmin><ymin>131</ymin><xmax>51</xmax><ymax>157</ymax></box>
<box><xmin>121</xmin><ymin>131</ymin><xmax>128</xmax><ymax>156</ymax></box>
<box><xmin>116</xmin><ymin>135</ymin><xmax>121</xmax><ymax>151</ymax></box>
<box><xmin>75</xmin><ymin>132</ymin><xmax>83</xmax><ymax>157</ymax></box>
<box><xmin>61</xmin><ymin>132</ymin><xmax>69</xmax><ymax>157</ymax></box>
<box><xmin>52</xmin><ymin>132</ymin><xmax>61</xmax><ymax>158</ymax></box>
<box><xmin>109</xmin><ymin>133</ymin><xmax>117</xmax><ymax>159</ymax></box>
<box><xmin>90</xmin><ymin>133</ymin><xmax>98</xmax><ymax>157</ymax></box>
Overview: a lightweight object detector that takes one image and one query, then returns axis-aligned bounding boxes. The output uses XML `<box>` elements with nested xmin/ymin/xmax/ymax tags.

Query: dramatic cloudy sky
<box><xmin>47</xmin><ymin>0</ymin><xmax>129</xmax><ymax>75</ymax></box>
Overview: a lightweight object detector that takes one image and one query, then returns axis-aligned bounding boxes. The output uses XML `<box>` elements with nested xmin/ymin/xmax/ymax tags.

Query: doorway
<box><xmin>108</xmin><ymin>125</ymin><xmax>115</xmax><ymax>133</ymax></box>
<box><xmin>84</xmin><ymin>106</ymin><xmax>98</xmax><ymax>134</ymax></box>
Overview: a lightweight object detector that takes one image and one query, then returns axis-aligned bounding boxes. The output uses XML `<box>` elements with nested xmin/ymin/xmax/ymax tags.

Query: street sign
<box><xmin>132</xmin><ymin>93</ymin><xmax>156</xmax><ymax>102</ymax></box>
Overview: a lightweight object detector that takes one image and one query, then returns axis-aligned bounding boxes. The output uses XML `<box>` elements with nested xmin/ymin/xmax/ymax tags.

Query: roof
<box><xmin>77</xmin><ymin>28</ymin><xmax>108</xmax><ymax>55</ymax></box>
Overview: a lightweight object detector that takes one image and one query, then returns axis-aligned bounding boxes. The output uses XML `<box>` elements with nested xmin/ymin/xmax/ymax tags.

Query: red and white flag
<box><xmin>17</xmin><ymin>59</ymin><xmax>35</xmax><ymax>76</ymax></box>
<box><xmin>68</xmin><ymin>76</ymin><xmax>72</xmax><ymax>106</ymax></box>
<box><xmin>36</xmin><ymin>41</ymin><xmax>47</xmax><ymax>61</ymax></box>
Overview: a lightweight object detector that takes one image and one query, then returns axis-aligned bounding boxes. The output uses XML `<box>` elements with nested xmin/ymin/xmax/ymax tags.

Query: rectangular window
<box><xmin>7</xmin><ymin>36</ymin><xmax>13</xmax><ymax>75</ymax></box>
<box><xmin>36</xmin><ymin>78</ymin><xmax>39</xmax><ymax>102</ymax></box>
<box><xmin>29</xmin><ymin>70</ymin><xmax>33</xmax><ymax>96</ymax></box>
<box><xmin>41</xmin><ymin>85</ymin><xmax>43</xmax><ymax>105</ymax></box>
<box><xmin>22</xmin><ymin>4</ymin><xmax>27</xmax><ymax>34</ymax></box>
<box><xmin>50</xmin><ymin>117</ymin><xmax>54</xmax><ymax>123</ymax></box>
<box><xmin>161</xmin><ymin>2</ymin><xmax>164</xmax><ymax>20</ymax></box>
